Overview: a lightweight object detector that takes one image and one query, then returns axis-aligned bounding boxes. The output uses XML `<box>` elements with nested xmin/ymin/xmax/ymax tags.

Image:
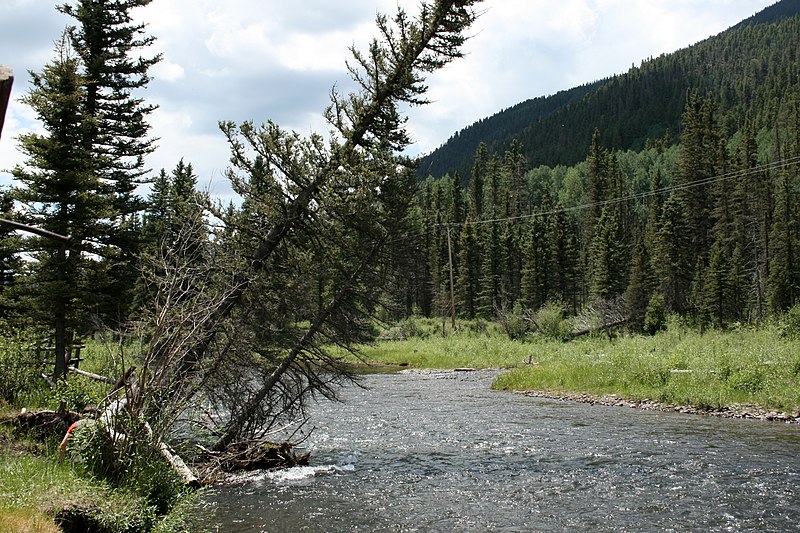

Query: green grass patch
<box><xmin>361</xmin><ymin>317</ymin><xmax>800</xmax><ymax>414</ymax></box>
<box><xmin>495</xmin><ymin>326</ymin><xmax>800</xmax><ymax>412</ymax></box>
<box><xmin>358</xmin><ymin>326</ymin><xmax>533</xmax><ymax>369</ymax></box>
<box><xmin>0</xmin><ymin>435</ymin><xmax>203</xmax><ymax>532</ymax></box>
<box><xmin>0</xmin><ymin>441</ymin><xmax>156</xmax><ymax>531</ymax></box>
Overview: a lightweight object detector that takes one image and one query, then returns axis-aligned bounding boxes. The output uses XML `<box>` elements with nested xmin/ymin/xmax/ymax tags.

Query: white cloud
<box><xmin>0</xmin><ymin>0</ymin><xmax>779</xmax><ymax>190</ymax></box>
<box><xmin>152</xmin><ymin>59</ymin><xmax>185</xmax><ymax>82</ymax></box>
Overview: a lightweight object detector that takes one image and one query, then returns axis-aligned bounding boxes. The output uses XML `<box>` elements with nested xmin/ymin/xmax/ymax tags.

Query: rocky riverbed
<box><xmin>521</xmin><ymin>389</ymin><xmax>800</xmax><ymax>424</ymax></box>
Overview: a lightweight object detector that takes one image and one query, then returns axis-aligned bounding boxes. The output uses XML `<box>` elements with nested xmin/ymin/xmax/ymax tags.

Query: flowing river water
<box><xmin>206</xmin><ymin>370</ymin><xmax>800</xmax><ymax>532</ymax></box>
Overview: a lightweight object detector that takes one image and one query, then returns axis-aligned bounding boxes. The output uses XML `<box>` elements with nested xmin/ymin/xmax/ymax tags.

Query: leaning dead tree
<box><xmin>130</xmin><ymin>1</ymin><xmax>482</xmax><ymax>459</ymax></box>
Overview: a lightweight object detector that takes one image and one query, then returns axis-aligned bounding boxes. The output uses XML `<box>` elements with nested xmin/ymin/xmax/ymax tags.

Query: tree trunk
<box><xmin>212</xmin><ymin>244</ymin><xmax>377</xmax><ymax>451</ymax></box>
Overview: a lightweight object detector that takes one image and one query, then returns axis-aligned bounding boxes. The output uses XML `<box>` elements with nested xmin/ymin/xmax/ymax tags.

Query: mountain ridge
<box><xmin>418</xmin><ymin>0</ymin><xmax>800</xmax><ymax>180</ymax></box>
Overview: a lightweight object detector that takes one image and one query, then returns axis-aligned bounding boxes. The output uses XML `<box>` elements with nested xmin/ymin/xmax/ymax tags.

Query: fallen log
<box><xmin>197</xmin><ymin>440</ymin><xmax>310</xmax><ymax>475</ymax></box>
<box><xmin>68</xmin><ymin>366</ymin><xmax>116</xmax><ymax>384</ymax></box>
<box><xmin>13</xmin><ymin>409</ymin><xmax>81</xmax><ymax>441</ymax></box>
<box><xmin>144</xmin><ymin>422</ymin><xmax>200</xmax><ymax>488</ymax></box>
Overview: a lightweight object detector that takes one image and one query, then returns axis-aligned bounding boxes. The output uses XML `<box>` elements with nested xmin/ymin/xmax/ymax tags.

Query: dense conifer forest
<box><xmin>419</xmin><ymin>0</ymin><xmax>800</xmax><ymax>180</ymax></box>
<box><xmin>390</xmin><ymin>1</ymin><xmax>800</xmax><ymax>329</ymax></box>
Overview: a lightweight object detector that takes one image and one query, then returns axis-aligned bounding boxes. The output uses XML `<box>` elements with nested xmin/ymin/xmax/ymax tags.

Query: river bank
<box><xmin>358</xmin><ymin>317</ymin><xmax>800</xmax><ymax>422</ymax></box>
<box><xmin>517</xmin><ymin>389</ymin><xmax>800</xmax><ymax>423</ymax></box>
<box><xmin>388</xmin><ymin>367</ymin><xmax>800</xmax><ymax>424</ymax></box>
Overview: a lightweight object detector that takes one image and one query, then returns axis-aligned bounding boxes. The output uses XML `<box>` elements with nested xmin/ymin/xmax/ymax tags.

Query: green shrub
<box><xmin>643</xmin><ymin>293</ymin><xmax>667</xmax><ymax>335</ymax></box>
<box><xmin>498</xmin><ymin>302</ymin><xmax>530</xmax><ymax>340</ymax></box>
<box><xmin>0</xmin><ymin>326</ymin><xmax>46</xmax><ymax>405</ymax></box>
<box><xmin>536</xmin><ymin>300</ymin><xmax>572</xmax><ymax>341</ymax></box>
<box><xmin>48</xmin><ymin>376</ymin><xmax>105</xmax><ymax>412</ymax></box>
<box><xmin>781</xmin><ymin>304</ymin><xmax>800</xmax><ymax>339</ymax></box>
<box><xmin>71</xmin><ymin>417</ymin><xmax>185</xmax><ymax>515</ymax></box>
<box><xmin>727</xmin><ymin>367</ymin><xmax>766</xmax><ymax>393</ymax></box>
<box><xmin>397</xmin><ymin>316</ymin><xmax>429</xmax><ymax>339</ymax></box>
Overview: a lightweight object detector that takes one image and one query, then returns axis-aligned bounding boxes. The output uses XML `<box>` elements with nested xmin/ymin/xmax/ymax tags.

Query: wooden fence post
<box><xmin>0</xmin><ymin>65</ymin><xmax>13</xmax><ymax>141</ymax></box>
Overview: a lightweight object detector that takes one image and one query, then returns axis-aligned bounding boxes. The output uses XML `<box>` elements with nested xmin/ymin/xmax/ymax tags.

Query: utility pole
<box><xmin>446</xmin><ymin>225</ymin><xmax>456</xmax><ymax>331</ymax></box>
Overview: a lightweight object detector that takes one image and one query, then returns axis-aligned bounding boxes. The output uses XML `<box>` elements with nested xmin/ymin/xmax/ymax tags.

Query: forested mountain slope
<box><xmin>418</xmin><ymin>0</ymin><xmax>800</xmax><ymax>179</ymax></box>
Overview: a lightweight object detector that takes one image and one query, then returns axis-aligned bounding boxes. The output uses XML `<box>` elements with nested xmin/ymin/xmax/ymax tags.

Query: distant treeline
<box><xmin>388</xmin><ymin>90</ymin><xmax>800</xmax><ymax>331</ymax></box>
<box><xmin>419</xmin><ymin>2</ymin><xmax>800</xmax><ymax>181</ymax></box>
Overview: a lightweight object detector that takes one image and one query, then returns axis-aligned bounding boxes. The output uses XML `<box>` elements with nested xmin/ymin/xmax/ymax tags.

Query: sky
<box><xmin>0</xmin><ymin>0</ymin><xmax>776</xmax><ymax>201</ymax></box>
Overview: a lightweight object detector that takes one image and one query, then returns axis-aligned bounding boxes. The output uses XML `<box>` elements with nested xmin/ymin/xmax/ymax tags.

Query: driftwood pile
<box><xmin>195</xmin><ymin>440</ymin><xmax>310</xmax><ymax>479</ymax></box>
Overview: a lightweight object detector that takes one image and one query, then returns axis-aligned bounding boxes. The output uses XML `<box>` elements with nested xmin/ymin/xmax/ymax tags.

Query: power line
<box><xmin>436</xmin><ymin>155</ymin><xmax>800</xmax><ymax>228</ymax></box>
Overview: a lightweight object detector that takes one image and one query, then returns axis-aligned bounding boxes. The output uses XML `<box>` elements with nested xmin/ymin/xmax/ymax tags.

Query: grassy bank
<box><xmin>0</xmin><ymin>410</ymin><xmax>202</xmax><ymax>533</ymax></box>
<box><xmin>360</xmin><ymin>318</ymin><xmax>800</xmax><ymax>415</ymax></box>
<box><xmin>0</xmin><ymin>332</ymin><xmax>203</xmax><ymax>533</ymax></box>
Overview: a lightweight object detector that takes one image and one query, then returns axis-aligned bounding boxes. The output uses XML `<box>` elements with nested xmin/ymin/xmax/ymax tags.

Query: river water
<box><xmin>206</xmin><ymin>370</ymin><xmax>800</xmax><ymax>532</ymax></box>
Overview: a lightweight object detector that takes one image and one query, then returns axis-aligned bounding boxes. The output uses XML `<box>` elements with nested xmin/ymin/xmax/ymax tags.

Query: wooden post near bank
<box><xmin>0</xmin><ymin>65</ymin><xmax>13</xmax><ymax>140</ymax></box>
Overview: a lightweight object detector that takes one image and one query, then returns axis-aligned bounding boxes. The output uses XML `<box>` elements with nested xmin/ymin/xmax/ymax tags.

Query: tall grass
<box><xmin>359</xmin><ymin>318</ymin><xmax>533</xmax><ymax>369</ymax></box>
<box><xmin>362</xmin><ymin>316</ymin><xmax>800</xmax><ymax>413</ymax></box>
<box><xmin>498</xmin><ymin>325</ymin><xmax>800</xmax><ymax>412</ymax></box>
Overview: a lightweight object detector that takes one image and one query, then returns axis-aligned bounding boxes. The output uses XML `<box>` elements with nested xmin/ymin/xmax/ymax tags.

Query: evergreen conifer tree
<box><xmin>456</xmin><ymin>217</ymin><xmax>480</xmax><ymax>319</ymax></box>
<box><xmin>625</xmin><ymin>234</ymin><xmax>657</xmax><ymax>331</ymax></box>
<box><xmin>12</xmin><ymin>36</ymin><xmax>110</xmax><ymax>378</ymax></box>
<box><xmin>59</xmin><ymin>0</ymin><xmax>161</xmax><ymax>325</ymax></box>
<box><xmin>653</xmin><ymin>193</ymin><xmax>693</xmax><ymax>313</ymax></box>
<box><xmin>588</xmin><ymin>207</ymin><xmax>627</xmax><ymax>300</ymax></box>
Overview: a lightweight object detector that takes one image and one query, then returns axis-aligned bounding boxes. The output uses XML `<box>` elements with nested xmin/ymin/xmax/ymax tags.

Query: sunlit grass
<box><xmin>0</xmin><ymin>421</ymin><xmax>198</xmax><ymax>532</ymax></box>
<box><xmin>358</xmin><ymin>317</ymin><xmax>800</xmax><ymax>413</ymax></box>
<box><xmin>0</xmin><ymin>509</ymin><xmax>61</xmax><ymax>533</ymax></box>
<box><xmin>494</xmin><ymin>326</ymin><xmax>800</xmax><ymax>412</ymax></box>
<box><xmin>357</xmin><ymin>334</ymin><xmax>533</xmax><ymax>369</ymax></box>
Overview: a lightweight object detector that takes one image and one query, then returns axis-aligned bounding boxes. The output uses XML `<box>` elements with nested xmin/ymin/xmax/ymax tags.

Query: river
<box><xmin>206</xmin><ymin>370</ymin><xmax>800</xmax><ymax>532</ymax></box>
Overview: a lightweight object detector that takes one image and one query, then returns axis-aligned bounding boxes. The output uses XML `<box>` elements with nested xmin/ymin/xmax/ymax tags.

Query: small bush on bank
<box><xmin>780</xmin><ymin>303</ymin><xmax>800</xmax><ymax>339</ymax></box>
<box><xmin>71</xmin><ymin>417</ymin><xmax>186</xmax><ymax>515</ymax></box>
<box><xmin>643</xmin><ymin>293</ymin><xmax>667</xmax><ymax>335</ymax></box>
<box><xmin>47</xmin><ymin>376</ymin><xmax>106</xmax><ymax>413</ymax></box>
<box><xmin>497</xmin><ymin>302</ymin><xmax>530</xmax><ymax>340</ymax></box>
<box><xmin>0</xmin><ymin>325</ymin><xmax>47</xmax><ymax>405</ymax></box>
<box><xmin>535</xmin><ymin>300</ymin><xmax>572</xmax><ymax>341</ymax></box>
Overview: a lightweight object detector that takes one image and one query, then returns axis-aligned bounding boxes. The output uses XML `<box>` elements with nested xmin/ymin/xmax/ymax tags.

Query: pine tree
<box><xmin>771</xmin><ymin>93</ymin><xmax>800</xmax><ymax>311</ymax></box>
<box><xmin>583</xmin><ymin>128</ymin><xmax>610</xmax><ymax>248</ymax></box>
<box><xmin>59</xmin><ymin>0</ymin><xmax>161</xmax><ymax>325</ymax></box>
<box><xmin>653</xmin><ymin>193</ymin><xmax>693</xmax><ymax>313</ymax></box>
<box><xmin>767</xmin><ymin>166</ymin><xmax>799</xmax><ymax>311</ymax></box>
<box><xmin>520</xmin><ymin>215</ymin><xmax>551</xmax><ymax>310</ymax></box>
<box><xmin>588</xmin><ymin>207</ymin><xmax>627</xmax><ymax>300</ymax></box>
<box><xmin>676</xmin><ymin>92</ymin><xmax>720</xmax><ymax>271</ymax></box>
<box><xmin>468</xmin><ymin>142</ymin><xmax>489</xmax><ymax>219</ymax></box>
<box><xmin>59</xmin><ymin>0</ymin><xmax>160</xmax><ymax>199</ymax></box>
<box><xmin>702</xmin><ymin>238</ymin><xmax>732</xmax><ymax>328</ymax></box>
<box><xmin>625</xmin><ymin>234</ymin><xmax>657</xmax><ymax>331</ymax></box>
<box><xmin>503</xmin><ymin>139</ymin><xmax>528</xmax><ymax>217</ymax></box>
<box><xmin>547</xmin><ymin>206</ymin><xmax>581</xmax><ymax>314</ymax></box>
<box><xmin>0</xmin><ymin>189</ymin><xmax>22</xmax><ymax>319</ymax></box>
<box><xmin>456</xmin><ymin>218</ymin><xmax>480</xmax><ymax>318</ymax></box>
<box><xmin>11</xmin><ymin>35</ymin><xmax>110</xmax><ymax>378</ymax></box>
<box><xmin>478</xmin><ymin>217</ymin><xmax>503</xmax><ymax>317</ymax></box>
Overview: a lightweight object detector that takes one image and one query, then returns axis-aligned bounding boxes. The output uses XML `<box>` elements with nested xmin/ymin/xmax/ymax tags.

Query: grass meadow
<box><xmin>359</xmin><ymin>316</ymin><xmax>800</xmax><ymax>413</ymax></box>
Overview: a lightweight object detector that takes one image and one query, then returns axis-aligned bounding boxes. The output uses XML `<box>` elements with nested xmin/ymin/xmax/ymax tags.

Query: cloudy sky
<box><xmin>0</xmin><ymin>0</ymin><xmax>775</xmax><ymax>200</ymax></box>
